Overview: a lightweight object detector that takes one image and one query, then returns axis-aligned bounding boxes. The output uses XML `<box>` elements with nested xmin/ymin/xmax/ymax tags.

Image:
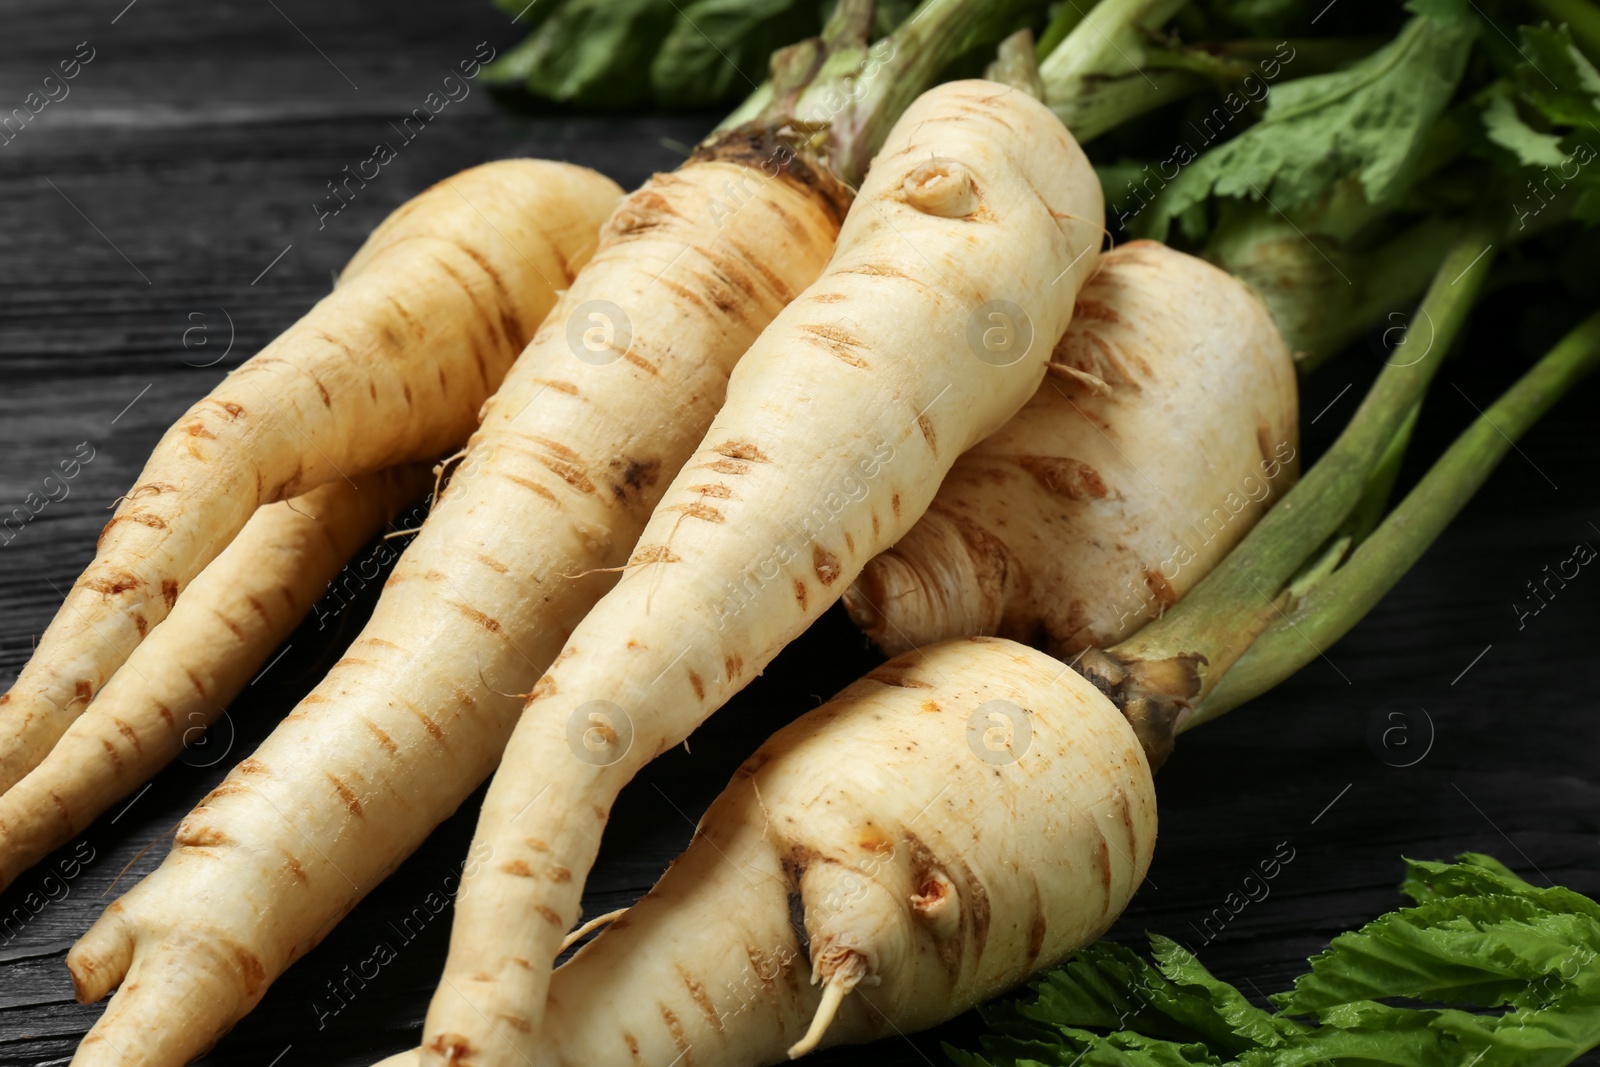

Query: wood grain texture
<box><xmin>1</xmin><ymin>2</ymin><xmax>1597</xmax><ymax>1065</ymax></box>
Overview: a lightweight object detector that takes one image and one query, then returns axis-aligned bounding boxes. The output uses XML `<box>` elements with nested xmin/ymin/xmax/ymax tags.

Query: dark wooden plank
<box><xmin>3</xmin><ymin>2</ymin><xmax>1598</xmax><ymax>1066</ymax></box>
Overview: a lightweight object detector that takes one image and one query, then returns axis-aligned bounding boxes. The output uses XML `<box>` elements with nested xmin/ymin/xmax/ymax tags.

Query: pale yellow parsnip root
<box><xmin>386</xmin><ymin>637</ymin><xmax>1156</xmax><ymax>1067</ymax></box>
<box><xmin>66</xmin><ymin>145</ymin><xmax>844</xmax><ymax>1067</ymax></box>
<box><xmin>425</xmin><ymin>80</ymin><xmax>1104</xmax><ymax>1067</ymax></box>
<box><xmin>0</xmin><ymin>464</ymin><xmax>432</xmax><ymax>891</ymax></box>
<box><xmin>846</xmin><ymin>240</ymin><xmax>1300</xmax><ymax>658</ymax></box>
<box><xmin>0</xmin><ymin>159</ymin><xmax>621</xmax><ymax>795</ymax></box>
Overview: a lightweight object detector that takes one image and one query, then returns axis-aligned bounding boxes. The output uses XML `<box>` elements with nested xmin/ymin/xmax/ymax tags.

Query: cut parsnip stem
<box><xmin>0</xmin><ymin>464</ymin><xmax>431</xmax><ymax>890</ymax></box>
<box><xmin>1</xmin><ymin>160</ymin><xmax>621</xmax><ymax>795</ymax></box>
<box><xmin>425</xmin><ymin>80</ymin><xmax>1103</xmax><ymax>1067</ymax></box>
<box><xmin>1193</xmin><ymin>307</ymin><xmax>1600</xmax><ymax>723</ymax></box>
<box><xmin>846</xmin><ymin>240</ymin><xmax>1298</xmax><ymax>659</ymax></box>
<box><xmin>1075</xmin><ymin>213</ymin><xmax>1503</xmax><ymax>755</ymax></box>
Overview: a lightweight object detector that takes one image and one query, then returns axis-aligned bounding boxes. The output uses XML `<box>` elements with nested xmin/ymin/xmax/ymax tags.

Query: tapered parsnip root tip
<box><xmin>0</xmin><ymin>158</ymin><xmax>621</xmax><ymax>799</ymax></box>
<box><xmin>0</xmin><ymin>466</ymin><xmax>432</xmax><ymax>891</ymax></box>
<box><xmin>70</xmin><ymin>920</ymin><xmax>270</xmax><ymax>1067</ymax></box>
<box><xmin>558</xmin><ymin>907</ymin><xmax>627</xmax><ymax>952</ymax></box>
<box><xmin>846</xmin><ymin>241</ymin><xmax>1299</xmax><ymax>664</ymax></box>
<box><xmin>788</xmin><ymin>965</ymin><xmax>861</xmax><ymax>1059</ymax></box>
<box><xmin>536</xmin><ymin>639</ymin><xmax>1156</xmax><ymax>1067</ymax></box>
<box><xmin>67</xmin><ymin>909</ymin><xmax>135</xmax><ymax>1004</ymax></box>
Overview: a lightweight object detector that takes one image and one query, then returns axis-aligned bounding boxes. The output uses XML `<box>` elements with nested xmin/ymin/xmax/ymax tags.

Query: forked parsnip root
<box><xmin>0</xmin><ymin>464</ymin><xmax>432</xmax><ymax>890</ymax></box>
<box><xmin>384</xmin><ymin>637</ymin><xmax>1155</xmax><ymax>1067</ymax></box>
<box><xmin>66</xmin><ymin>143</ymin><xmax>844</xmax><ymax>1067</ymax></box>
<box><xmin>1</xmin><ymin>160</ymin><xmax>621</xmax><ymax>795</ymax></box>
<box><xmin>425</xmin><ymin>80</ymin><xmax>1104</xmax><ymax>1067</ymax></box>
<box><xmin>846</xmin><ymin>240</ymin><xmax>1299</xmax><ymax>657</ymax></box>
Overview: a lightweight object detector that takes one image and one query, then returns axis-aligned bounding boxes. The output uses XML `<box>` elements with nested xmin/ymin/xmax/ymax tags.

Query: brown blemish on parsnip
<box><xmin>813</xmin><ymin>545</ymin><xmax>841</xmax><ymax>585</ymax></box>
<box><xmin>669</xmin><ymin>502</ymin><xmax>725</xmax><ymax>523</ymax></box>
<box><xmin>326</xmin><ymin>774</ymin><xmax>363</xmax><ymax>817</ymax></box>
<box><xmin>713</xmin><ymin>440</ymin><xmax>767</xmax><ymax>462</ymax></box>
<box><xmin>1017</xmin><ymin>456</ymin><xmax>1107</xmax><ymax>500</ymax></box>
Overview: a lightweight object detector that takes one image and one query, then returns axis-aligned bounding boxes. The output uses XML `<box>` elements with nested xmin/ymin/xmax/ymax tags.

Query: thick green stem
<box><xmin>1188</xmin><ymin>308</ymin><xmax>1600</xmax><ymax>727</ymax></box>
<box><xmin>813</xmin><ymin>0</ymin><xmax>1050</xmax><ymax>185</ymax></box>
<box><xmin>1036</xmin><ymin>0</ymin><xmax>1089</xmax><ymax>58</ymax></box>
<box><xmin>1207</xmin><ymin>212</ymin><xmax>1459</xmax><ymax>369</ymax></box>
<box><xmin>1080</xmin><ymin>213</ymin><xmax>1500</xmax><ymax>750</ymax></box>
<box><xmin>714</xmin><ymin>0</ymin><xmax>1046</xmax><ymax>185</ymax></box>
<box><xmin>1039</xmin><ymin>0</ymin><xmax>1199</xmax><ymax>142</ymax></box>
<box><xmin>987</xmin><ymin>28</ymin><xmax>1046</xmax><ymax>99</ymax></box>
<box><xmin>1337</xmin><ymin>401</ymin><xmax>1420</xmax><ymax>547</ymax></box>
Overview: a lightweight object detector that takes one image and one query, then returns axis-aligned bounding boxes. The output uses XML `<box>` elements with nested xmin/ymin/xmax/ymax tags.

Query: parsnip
<box><xmin>385</xmin><ymin>637</ymin><xmax>1157</xmax><ymax>1066</ymax></box>
<box><xmin>0</xmin><ymin>160</ymin><xmax>621</xmax><ymax>795</ymax></box>
<box><xmin>425</xmin><ymin>80</ymin><xmax>1104</xmax><ymax>1067</ymax></box>
<box><xmin>846</xmin><ymin>240</ymin><xmax>1299</xmax><ymax>658</ymax></box>
<box><xmin>0</xmin><ymin>464</ymin><xmax>431</xmax><ymax>891</ymax></box>
<box><xmin>65</xmin><ymin>108</ymin><xmax>844</xmax><ymax>1067</ymax></box>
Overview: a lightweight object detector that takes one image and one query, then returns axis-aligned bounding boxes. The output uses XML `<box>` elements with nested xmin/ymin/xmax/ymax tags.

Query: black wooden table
<box><xmin>2</xmin><ymin>3</ymin><xmax>1597</xmax><ymax>1065</ymax></box>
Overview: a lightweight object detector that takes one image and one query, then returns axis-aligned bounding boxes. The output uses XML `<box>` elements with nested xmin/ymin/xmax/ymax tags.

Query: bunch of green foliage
<box><xmin>951</xmin><ymin>854</ymin><xmax>1600</xmax><ymax>1067</ymax></box>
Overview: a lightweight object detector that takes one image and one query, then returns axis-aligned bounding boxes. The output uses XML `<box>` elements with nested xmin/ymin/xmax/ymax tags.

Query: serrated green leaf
<box><xmin>1515</xmin><ymin>23</ymin><xmax>1600</xmax><ymax>127</ymax></box>
<box><xmin>1401</xmin><ymin>852</ymin><xmax>1527</xmax><ymax>903</ymax></box>
<box><xmin>951</xmin><ymin>855</ymin><xmax>1600</xmax><ymax>1067</ymax></box>
<box><xmin>1401</xmin><ymin>855</ymin><xmax>1600</xmax><ymax>925</ymax></box>
<box><xmin>1151</xmin><ymin>936</ymin><xmax>1299</xmax><ymax>1049</ymax></box>
<box><xmin>509</xmin><ymin>0</ymin><xmax>678</xmax><ymax>107</ymax></box>
<box><xmin>650</xmin><ymin>0</ymin><xmax>822</xmax><ymax>108</ymax></box>
<box><xmin>1405</xmin><ymin>0</ymin><xmax>1473</xmax><ymax>24</ymax></box>
<box><xmin>1202</xmin><ymin>0</ymin><xmax>1302</xmax><ymax>37</ymax></box>
<box><xmin>1275</xmin><ymin>892</ymin><xmax>1600</xmax><ymax>1014</ymax></box>
<box><xmin>1484</xmin><ymin>86</ymin><xmax>1569</xmax><ymax>166</ymax></box>
<box><xmin>1133</xmin><ymin>8</ymin><xmax>1477</xmax><ymax>239</ymax></box>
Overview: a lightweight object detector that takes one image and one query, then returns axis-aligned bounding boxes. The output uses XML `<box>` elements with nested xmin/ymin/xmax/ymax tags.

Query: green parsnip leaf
<box><xmin>650</xmin><ymin>0</ymin><xmax>820</xmax><ymax>108</ymax></box>
<box><xmin>488</xmin><ymin>0</ymin><xmax>678</xmax><ymax>106</ymax></box>
<box><xmin>1513</xmin><ymin>23</ymin><xmax>1600</xmax><ymax>128</ymax></box>
<box><xmin>950</xmin><ymin>854</ymin><xmax>1600</xmax><ymax>1067</ymax></box>
<box><xmin>1484</xmin><ymin>85</ymin><xmax>1569</xmax><ymax>166</ymax></box>
<box><xmin>1134</xmin><ymin>3</ymin><xmax>1477</xmax><ymax>238</ymax></box>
